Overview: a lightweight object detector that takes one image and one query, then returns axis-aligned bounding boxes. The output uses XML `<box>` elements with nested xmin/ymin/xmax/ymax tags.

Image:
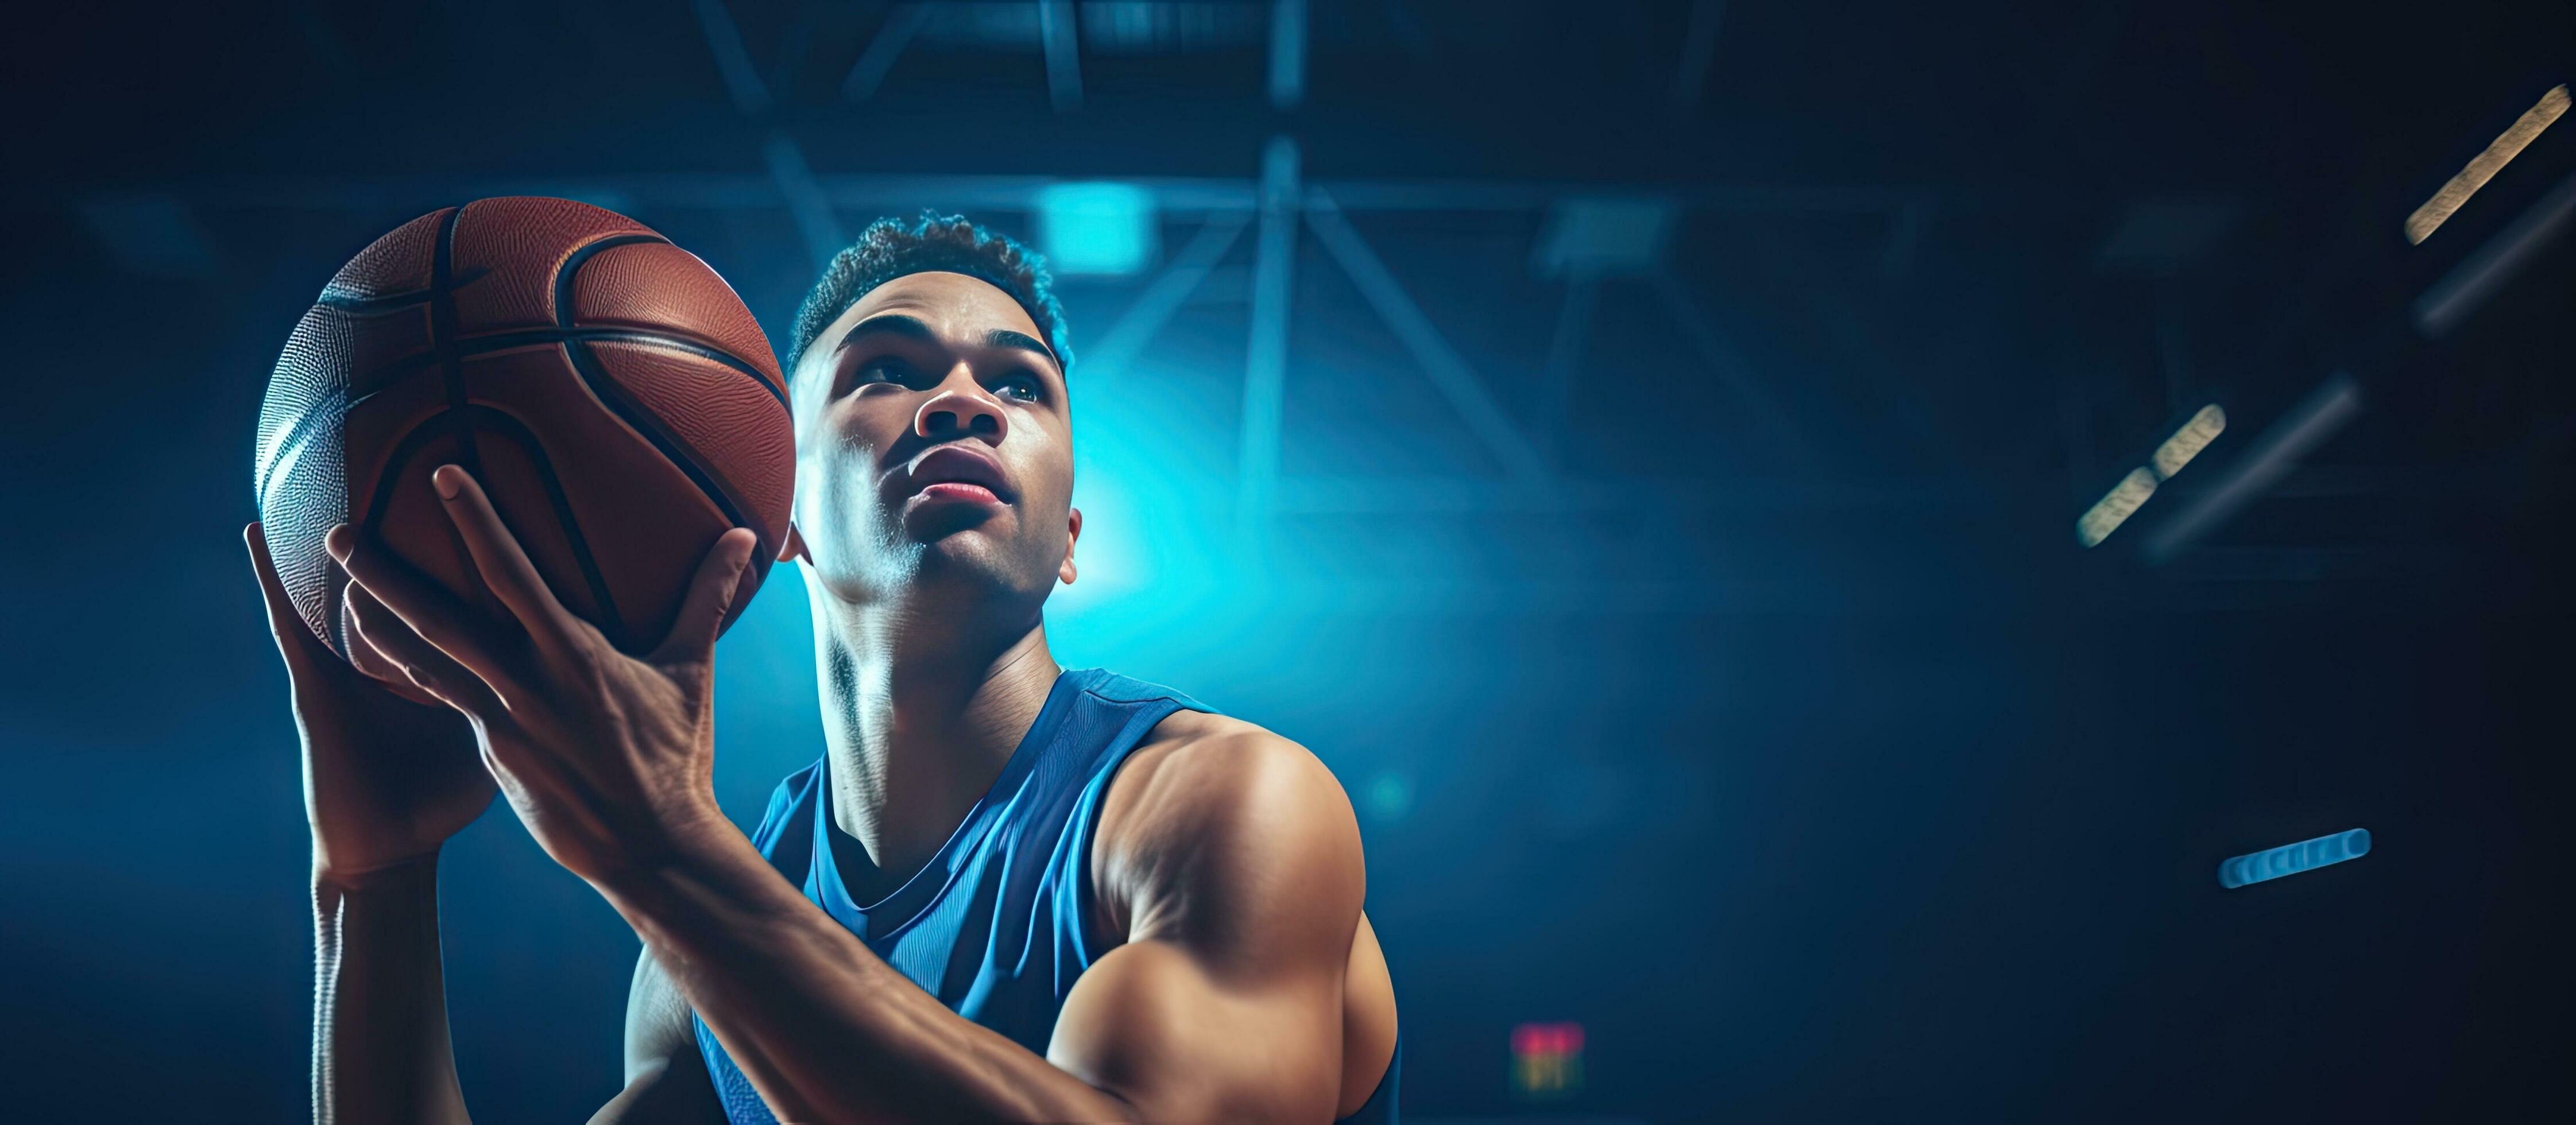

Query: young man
<box><xmin>247</xmin><ymin>215</ymin><xmax>1399</xmax><ymax>1123</ymax></box>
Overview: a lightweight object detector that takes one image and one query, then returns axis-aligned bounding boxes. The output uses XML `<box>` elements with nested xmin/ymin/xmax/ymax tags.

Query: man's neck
<box><xmin>809</xmin><ymin>591</ymin><xmax>1061</xmax><ymax>898</ymax></box>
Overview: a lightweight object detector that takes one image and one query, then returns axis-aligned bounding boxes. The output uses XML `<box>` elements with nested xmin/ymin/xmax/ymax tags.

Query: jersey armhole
<box><xmin>1064</xmin><ymin>700</ymin><xmax>1200</xmax><ymax>969</ymax></box>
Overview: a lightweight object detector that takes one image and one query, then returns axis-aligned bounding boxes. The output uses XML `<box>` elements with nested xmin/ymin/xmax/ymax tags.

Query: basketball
<box><xmin>253</xmin><ymin>197</ymin><xmax>794</xmax><ymax>699</ymax></box>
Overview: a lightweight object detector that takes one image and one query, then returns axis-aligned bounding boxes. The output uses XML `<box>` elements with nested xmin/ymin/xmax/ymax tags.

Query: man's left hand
<box><xmin>326</xmin><ymin>463</ymin><xmax>757</xmax><ymax>884</ymax></box>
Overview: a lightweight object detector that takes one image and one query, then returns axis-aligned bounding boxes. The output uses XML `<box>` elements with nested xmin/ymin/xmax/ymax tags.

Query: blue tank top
<box><xmin>694</xmin><ymin>667</ymin><xmax>1398</xmax><ymax>1123</ymax></box>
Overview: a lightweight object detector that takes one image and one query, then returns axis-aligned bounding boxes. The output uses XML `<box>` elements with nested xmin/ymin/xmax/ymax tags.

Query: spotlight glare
<box><xmin>2405</xmin><ymin>84</ymin><xmax>2569</xmax><ymax>245</ymax></box>
<box><xmin>1034</xmin><ymin>181</ymin><xmax>1158</xmax><ymax>276</ymax></box>
<box><xmin>2151</xmin><ymin>404</ymin><xmax>2227</xmax><ymax>479</ymax></box>
<box><xmin>2076</xmin><ymin>467</ymin><xmax>2160</xmax><ymax>548</ymax></box>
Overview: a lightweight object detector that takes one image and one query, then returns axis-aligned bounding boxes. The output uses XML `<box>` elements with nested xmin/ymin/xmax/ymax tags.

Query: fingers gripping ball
<box><xmin>254</xmin><ymin>198</ymin><xmax>795</xmax><ymax>699</ymax></box>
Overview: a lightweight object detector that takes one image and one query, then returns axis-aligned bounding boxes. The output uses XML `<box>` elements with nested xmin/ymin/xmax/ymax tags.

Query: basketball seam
<box><xmin>550</xmin><ymin>232</ymin><xmax>787</xmax><ymax>402</ymax></box>
<box><xmin>553</xmin><ymin>234</ymin><xmax>666</xmax><ymax>329</ymax></box>
<box><xmin>358</xmin><ymin>405</ymin><xmax>628</xmax><ymax>650</ymax></box>
<box><xmin>259</xmin><ymin>329</ymin><xmax>786</xmax><ymax>515</ymax></box>
<box><xmin>559</xmin><ymin>339</ymin><xmax>753</xmax><ymax>548</ymax></box>
<box><xmin>552</xmin><ymin>232</ymin><xmax>766</xmax><ymax>548</ymax></box>
<box><xmin>317</xmin><ymin>287</ymin><xmax>432</xmax><ymax>313</ymax></box>
<box><xmin>316</xmin><ymin>266</ymin><xmax>490</xmax><ymax>313</ymax></box>
<box><xmin>357</xmin><ymin>329</ymin><xmax>784</xmax><ymax>407</ymax></box>
<box><xmin>429</xmin><ymin>204</ymin><xmax>493</xmax><ymax>640</ymax></box>
<box><xmin>255</xmin><ymin>386</ymin><xmax>344</xmax><ymax>505</ymax></box>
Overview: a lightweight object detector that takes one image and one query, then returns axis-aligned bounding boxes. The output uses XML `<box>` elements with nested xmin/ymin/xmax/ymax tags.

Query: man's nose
<box><xmin>914</xmin><ymin>367</ymin><xmax>1008</xmax><ymax>444</ymax></box>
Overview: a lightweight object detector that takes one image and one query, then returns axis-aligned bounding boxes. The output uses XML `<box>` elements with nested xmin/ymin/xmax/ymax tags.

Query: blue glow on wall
<box><xmin>1363</xmin><ymin>772</ymin><xmax>1415</xmax><ymax>823</ymax></box>
<box><xmin>1034</xmin><ymin>182</ymin><xmax>1158</xmax><ymax>276</ymax></box>
<box><xmin>2218</xmin><ymin>828</ymin><xmax>2372</xmax><ymax>889</ymax></box>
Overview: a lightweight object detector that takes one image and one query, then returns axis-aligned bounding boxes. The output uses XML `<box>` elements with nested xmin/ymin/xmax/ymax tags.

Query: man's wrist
<box><xmin>587</xmin><ymin>804</ymin><xmax>756</xmax><ymax>903</ymax></box>
<box><xmin>313</xmin><ymin>848</ymin><xmax>442</xmax><ymax>898</ymax></box>
<box><xmin>586</xmin><ymin>814</ymin><xmax>812</xmax><ymax>955</ymax></box>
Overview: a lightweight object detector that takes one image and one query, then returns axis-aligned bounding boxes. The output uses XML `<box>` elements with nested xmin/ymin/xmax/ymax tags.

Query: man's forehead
<box><xmin>838</xmin><ymin>271</ymin><xmax>1043</xmax><ymax>340</ymax></box>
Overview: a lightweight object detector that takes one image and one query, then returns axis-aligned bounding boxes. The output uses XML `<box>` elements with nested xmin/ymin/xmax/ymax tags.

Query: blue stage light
<box><xmin>2218</xmin><ymin>828</ymin><xmax>2372</xmax><ymax>889</ymax></box>
<box><xmin>1034</xmin><ymin>182</ymin><xmax>1158</xmax><ymax>276</ymax></box>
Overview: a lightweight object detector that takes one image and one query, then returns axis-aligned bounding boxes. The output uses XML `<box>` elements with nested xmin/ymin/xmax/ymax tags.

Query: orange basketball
<box><xmin>254</xmin><ymin>198</ymin><xmax>793</xmax><ymax>697</ymax></box>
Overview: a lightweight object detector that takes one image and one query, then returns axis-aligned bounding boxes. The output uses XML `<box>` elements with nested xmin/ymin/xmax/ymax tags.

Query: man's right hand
<box><xmin>248</xmin><ymin>522</ymin><xmax>495</xmax><ymax>885</ymax></box>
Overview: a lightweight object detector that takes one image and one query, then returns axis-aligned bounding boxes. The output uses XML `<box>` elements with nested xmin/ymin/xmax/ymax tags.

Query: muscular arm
<box><xmin>311</xmin><ymin>856</ymin><xmax>471</xmax><ymax>1125</ymax></box>
<box><xmin>315</xmin><ymin>859</ymin><xmax>730</xmax><ymax>1125</ymax></box>
<box><xmin>590</xmin><ymin>949</ymin><xmax>726</xmax><ymax>1125</ymax></box>
<box><xmin>1049</xmin><ymin>724</ymin><xmax>1368</xmax><ymax>1123</ymax></box>
<box><xmin>593</xmin><ymin>724</ymin><xmax>1370</xmax><ymax>1124</ymax></box>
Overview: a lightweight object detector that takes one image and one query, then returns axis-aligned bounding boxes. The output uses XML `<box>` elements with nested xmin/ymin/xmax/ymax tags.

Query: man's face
<box><xmin>787</xmin><ymin>271</ymin><xmax>1077</xmax><ymax>608</ymax></box>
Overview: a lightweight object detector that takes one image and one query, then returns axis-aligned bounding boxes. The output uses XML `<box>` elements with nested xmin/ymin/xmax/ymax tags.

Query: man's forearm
<box><xmin>312</xmin><ymin>854</ymin><xmax>472</xmax><ymax>1125</ymax></box>
<box><xmin>595</xmin><ymin>830</ymin><xmax>1134</xmax><ymax>1125</ymax></box>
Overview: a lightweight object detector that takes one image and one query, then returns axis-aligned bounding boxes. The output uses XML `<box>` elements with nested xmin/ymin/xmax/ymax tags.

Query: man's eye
<box><xmin>997</xmin><ymin>375</ymin><xmax>1041</xmax><ymax>402</ymax></box>
<box><xmin>850</xmin><ymin>359</ymin><xmax>908</xmax><ymax>387</ymax></box>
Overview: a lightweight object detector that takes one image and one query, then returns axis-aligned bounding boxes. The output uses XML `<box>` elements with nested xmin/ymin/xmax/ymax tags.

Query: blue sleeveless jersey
<box><xmin>695</xmin><ymin>667</ymin><xmax>1398</xmax><ymax>1123</ymax></box>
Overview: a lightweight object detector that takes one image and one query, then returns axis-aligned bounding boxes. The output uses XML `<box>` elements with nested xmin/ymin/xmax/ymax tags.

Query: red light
<box><xmin>1513</xmin><ymin>1022</ymin><xmax>1584</xmax><ymax>1055</ymax></box>
<box><xmin>1510</xmin><ymin>1022</ymin><xmax>1585</xmax><ymax>1098</ymax></box>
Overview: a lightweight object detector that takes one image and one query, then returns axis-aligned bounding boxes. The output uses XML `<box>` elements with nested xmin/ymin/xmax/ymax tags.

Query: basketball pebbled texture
<box><xmin>256</xmin><ymin>197</ymin><xmax>793</xmax><ymax>694</ymax></box>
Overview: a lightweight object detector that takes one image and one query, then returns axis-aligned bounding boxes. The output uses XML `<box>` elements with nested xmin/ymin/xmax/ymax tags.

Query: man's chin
<box><xmin>898</xmin><ymin>528</ymin><xmax>1062</xmax><ymax>600</ymax></box>
<box><xmin>903</xmin><ymin>523</ymin><xmax>1013</xmax><ymax>575</ymax></box>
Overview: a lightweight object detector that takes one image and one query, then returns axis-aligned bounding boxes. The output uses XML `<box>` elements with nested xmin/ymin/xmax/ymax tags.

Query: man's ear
<box><xmin>780</xmin><ymin>521</ymin><xmax>812</xmax><ymax>564</ymax></box>
<box><xmin>1058</xmin><ymin>507</ymin><xmax>1082</xmax><ymax>585</ymax></box>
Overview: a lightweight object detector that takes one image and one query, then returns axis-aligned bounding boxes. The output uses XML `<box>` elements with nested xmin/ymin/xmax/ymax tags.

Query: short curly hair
<box><xmin>787</xmin><ymin>212</ymin><xmax>1072</xmax><ymax>378</ymax></box>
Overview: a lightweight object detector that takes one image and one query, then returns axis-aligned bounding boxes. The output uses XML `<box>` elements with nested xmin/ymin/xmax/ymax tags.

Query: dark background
<box><xmin>6</xmin><ymin>1</ymin><xmax>2575</xmax><ymax>1121</ymax></box>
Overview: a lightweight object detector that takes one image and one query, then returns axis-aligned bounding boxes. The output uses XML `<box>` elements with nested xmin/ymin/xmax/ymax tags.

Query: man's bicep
<box><xmin>588</xmin><ymin>947</ymin><xmax>726</xmax><ymax>1125</ymax></box>
<box><xmin>1103</xmin><ymin>728</ymin><xmax>1370</xmax><ymax>968</ymax></box>
<box><xmin>1052</xmin><ymin>729</ymin><xmax>1370</xmax><ymax>1122</ymax></box>
<box><xmin>1049</xmin><ymin>938</ymin><xmax>1345</xmax><ymax>1123</ymax></box>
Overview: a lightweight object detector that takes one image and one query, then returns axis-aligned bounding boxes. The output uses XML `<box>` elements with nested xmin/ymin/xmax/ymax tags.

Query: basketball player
<box><xmin>246</xmin><ymin>215</ymin><xmax>1398</xmax><ymax>1123</ymax></box>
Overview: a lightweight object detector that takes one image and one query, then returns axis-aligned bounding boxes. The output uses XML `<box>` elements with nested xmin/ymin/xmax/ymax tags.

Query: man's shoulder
<box><xmin>1091</xmin><ymin>710</ymin><xmax>1363</xmax><ymax>928</ymax></box>
<box><xmin>1123</xmin><ymin>709</ymin><xmax>1347</xmax><ymax>820</ymax></box>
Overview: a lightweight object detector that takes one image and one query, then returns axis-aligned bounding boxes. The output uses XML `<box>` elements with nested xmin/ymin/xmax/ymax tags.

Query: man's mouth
<box><xmin>903</xmin><ymin>444</ymin><xmax>1016</xmax><ymax>506</ymax></box>
<box><xmin>917</xmin><ymin>481</ymin><xmax>1003</xmax><ymax>505</ymax></box>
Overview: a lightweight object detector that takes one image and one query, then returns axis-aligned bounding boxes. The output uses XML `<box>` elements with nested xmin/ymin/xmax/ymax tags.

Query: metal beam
<box><xmin>1080</xmin><ymin>214</ymin><xmax>1251</xmax><ymax>392</ymax></box>
<box><xmin>1304</xmin><ymin>189</ymin><xmax>1553</xmax><ymax>486</ymax></box>
<box><xmin>1040</xmin><ymin>0</ymin><xmax>1082</xmax><ymax>112</ymax></box>
<box><xmin>1239</xmin><ymin>136</ymin><xmax>1302</xmax><ymax>541</ymax></box>
<box><xmin>692</xmin><ymin>0</ymin><xmax>840</xmax><ymax>270</ymax></box>
<box><xmin>1669</xmin><ymin>0</ymin><xmax>1724</xmax><ymax>117</ymax></box>
<box><xmin>763</xmin><ymin>130</ymin><xmax>846</xmax><ymax>270</ymax></box>
<box><xmin>1732</xmin><ymin>223</ymin><xmax>1956</xmax><ymax>465</ymax></box>
<box><xmin>691</xmin><ymin>0</ymin><xmax>772</xmax><ymax>117</ymax></box>
<box><xmin>841</xmin><ymin>5</ymin><xmax>927</xmax><ymax>103</ymax></box>
<box><xmin>2413</xmin><ymin>169</ymin><xmax>2576</xmax><ymax>339</ymax></box>
<box><xmin>1650</xmin><ymin>272</ymin><xmax>1812</xmax><ymax>465</ymax></box>
<box><xmin>1535</xmin><ymin>278</ymin><xmax>1598</xmax><ymax>467</ymax></box>
<box><xmin>2142</xmin><ymin>374</ymin><xmax>2364</xmax><ymax>563</ymax></box>
<box><xmin>767</xmin><ymin>4</ymin><xmax>818</xmax><ymax>99</ymax></box>
<box><xmin>1269</xmin><ymin>0</ymin><xmax>1308</xmax><ymax>111</ymax></box>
